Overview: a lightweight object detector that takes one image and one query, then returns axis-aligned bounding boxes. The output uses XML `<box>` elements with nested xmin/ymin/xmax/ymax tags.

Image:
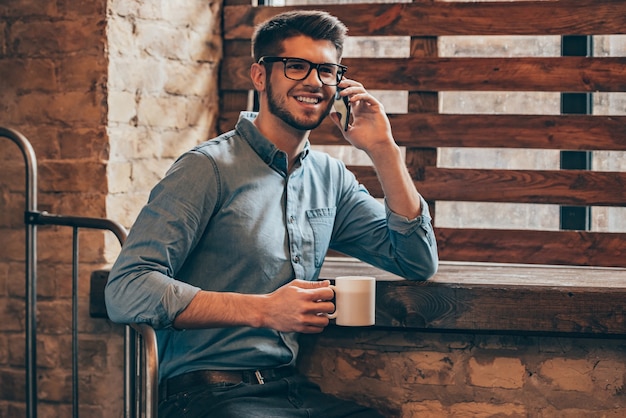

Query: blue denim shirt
<box><xmin>105</xmin><ymin>114</ymin><xmax>438</xmax><ymax>381</ymax></box>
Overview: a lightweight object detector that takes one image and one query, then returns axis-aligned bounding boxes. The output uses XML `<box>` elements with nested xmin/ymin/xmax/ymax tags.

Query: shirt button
<box><xmin>293</xmin><ymin>255</ymin><xmax>300</xmax><ymax>263</ymax></box>
<box><xmin>289</xmin><ymin>216</ymin><xmax>295</xmax><ymax>223</ymax></box>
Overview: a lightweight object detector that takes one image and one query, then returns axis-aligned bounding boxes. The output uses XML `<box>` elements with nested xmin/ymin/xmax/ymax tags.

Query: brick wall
<box><xmin>299</xmin><ymin>328</ymin><xmax>626</xmax><ymax>417</ymax></box>
<box><xmin>106</xmin><ymin>0</ymin><xmax>220</xmax><ymax>226</ymax></box>
<box><xmin>0</xmin><ymin>1</ymin><xmax>114</xmax><ymax>416</ymax></box>
<box><xmin>0</xmin><ymin>0</ymin><xmax>220</xmax><ymax>416</ymax></box>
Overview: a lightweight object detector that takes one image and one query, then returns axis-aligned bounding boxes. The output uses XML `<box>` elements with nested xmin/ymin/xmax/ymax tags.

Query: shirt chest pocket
<box><xmin>306</xmin><ymin>207</ymin><xmax>336</xmax><ymax>267</ymax></box>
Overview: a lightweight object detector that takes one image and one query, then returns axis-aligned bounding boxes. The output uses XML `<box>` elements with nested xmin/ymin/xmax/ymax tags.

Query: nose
<box><xmin>303</xmin><ymin>65</ymin><xmax>324</xmax><ymax>87</ymax></box>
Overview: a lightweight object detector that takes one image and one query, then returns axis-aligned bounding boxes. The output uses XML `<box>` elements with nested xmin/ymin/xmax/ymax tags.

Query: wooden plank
<box><xmin>406</xmin><ymin>36</ymin><xmax>440</xmax><ymax>220</ymax></box>
<box><xmin>223</xmin><ymin>0</ymin><xmax>253</xmax><ymax>6</ymax></box>
<box><xmin>89</xmin><ymin>270</ymin><xmax>109</xmax><ymax>318</ymax></box>
<box><xmin>220</xmin><ymin>112</ymin><xmax>626</xmax><ymax>151</ymax></box>
<box><xmin>320</xmin><ymin>259</ymin><xmax>626</xmax><ymax>335</ymax></box>
<box><xmin>313</xmin><ymin>115</ymin><xmax>626</xmax><ymax>151</ymax></box>
<box><xmin>344</xmin><ymin>57</ymin><xmax>626</xmax><ymax>92</ymax></box>
<box><xmin>220</xmin><ymin>56</ymin><xmax>253</xmax><ymax>90</ymax></box>
<box><xmin>378</xmin><ymin>280</ymin><xmax>626</xmax><ymax>334</ymax></box>
<box><xmin>92</xmin><ymin>260</ymin><xmax>626</xmax><ymax>334</ymax></box>
<box><xmin>221</xmin><ymin>56</ymin><xmax>626</xmax><ymax>92</ymax></box>
<box><xmin>418</xmin><ymin>168</ymin><xmax>626</xmax><ymax>206</ymax></box>
<box><xmin>385</xmin><ymin>114</ymin><xmax>626</xmax><ymax>151</ymax></box>
<box><xmin>219</xmin><ymin>111</ymin><xmax>240</xmax><ymax>135</ymax></box>
<box><xmin>321</xmin><ymin>258</ymin><xmax>626</xmax><ymax>287</ymax></box>
<box><xmin>346</xmin><ymin>166</ymin><xmax>626</xmax><ymax>206</ymax></box>
<box><xmin>224</xmin><ymin>2</ymin><xmax>626</xmax><ymax>38</ymax></box>
<box><xmin>220</xmin><ymin>91</ymin><xmax>249</xmax><ymax>112</ymax></box>
<box><xmin>223</xmin><ymin>39</ymin><xmax>252</xmax><ymax>57</ymax></box>
<box><xmin>224</xmin><ymin>55</ymin><xmax>626</xmax><ymax>91</ymax></box>
<box><xmin>435</xmin><ymin>228</ymin><xmax>626</xmax><ymax>268</ymax></box>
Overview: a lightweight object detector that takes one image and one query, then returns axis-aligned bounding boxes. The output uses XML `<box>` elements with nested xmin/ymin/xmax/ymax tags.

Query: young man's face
<box><xmin>264</xmin><ymin>36</ymin><xmax>340</xmax><ymax>131</ymax></box>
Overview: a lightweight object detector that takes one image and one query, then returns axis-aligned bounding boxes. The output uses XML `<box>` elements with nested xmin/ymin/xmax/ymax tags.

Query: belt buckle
<box><xmin>254</xmin><ymin>370</ymin><xmax>265</xmax><ymax>384</ymax></box>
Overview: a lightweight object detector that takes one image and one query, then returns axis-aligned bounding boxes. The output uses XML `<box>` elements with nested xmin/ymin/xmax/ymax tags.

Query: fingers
<box><xmin>291</xmin><ymin>279</ymin><xmax>334</xmax><ymax>301</ymax></box>
<box><xmin>300</xmin><ymin>320</ymin><xmax>329</xmax><ymax>334</ymax></box>
<box><xmin>338</xmin><ymin>78</ymin><xmax>363</xmax><ymax>92</ymax></box>
<box><xmin>336</xmin><ymin>81</ymin><xmax>384</xmax><ymax>120</ymax></box>
<box><xmin>262</xmin><ymin>280</ymin><xmax>336</xmax><ymax>333</ymax></box>
<box><xmin>299</xmin><ymin>301</ymin><xmax>337</xmax><ymax>334</ymax></box>
<box><xmin>295</xmin><ymin>286</ymin><xmax>335</xmax><ymax>333</ymax></box>
<box><xmin>291</xmin><ymin>279</ymin><xmax>330</xmax><ymax>289</ymax></box>
<box><xmin>337</xmin><ymin>79</ymin><xmax>370</xmax><ymax>103</ymax></box>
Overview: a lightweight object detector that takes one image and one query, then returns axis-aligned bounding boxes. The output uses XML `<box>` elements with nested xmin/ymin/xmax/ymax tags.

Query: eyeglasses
<box><xmin>258</xmin><ymin>56</ymin><xmax>347</xmax><ymax>86</ymax></box>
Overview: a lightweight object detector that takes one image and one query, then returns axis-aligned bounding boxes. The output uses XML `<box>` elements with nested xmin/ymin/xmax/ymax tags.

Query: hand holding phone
<box><xmin>333</xmin><ymin>89</ymin><xmax>351</xmax><ymax>131</ymax></box>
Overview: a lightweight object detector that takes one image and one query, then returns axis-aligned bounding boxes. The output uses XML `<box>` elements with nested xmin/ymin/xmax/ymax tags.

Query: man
<box><xmin>105</xmin><ymin>10</ymin><xmax>438</xmax><ymax>417</ymax></box>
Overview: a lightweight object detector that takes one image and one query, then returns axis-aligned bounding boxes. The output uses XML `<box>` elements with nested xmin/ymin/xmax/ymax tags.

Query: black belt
<box><xmin>160</xmin><ymin>366</ymin><xmax>297</xmax><ymax>398</ymax></box>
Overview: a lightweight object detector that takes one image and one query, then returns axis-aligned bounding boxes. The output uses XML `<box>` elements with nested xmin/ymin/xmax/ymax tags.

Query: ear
<box><xmin>250</xmin><ymin>63</ymin><xmax>266</xmax><ymax>92</ymax></box>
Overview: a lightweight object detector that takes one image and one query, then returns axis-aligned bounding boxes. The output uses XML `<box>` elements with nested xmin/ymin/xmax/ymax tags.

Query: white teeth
<box><xmin>296</xmin><ymin>96</ymin><xmax>319</xmax><ymax>104</ymax></box>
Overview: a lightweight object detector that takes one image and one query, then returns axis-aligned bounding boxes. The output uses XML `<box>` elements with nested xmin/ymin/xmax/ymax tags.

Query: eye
<box><xmin>318</xmin><ymin>65</ymin><xmax>336</xmax><ymax>75</ymax></box>
<box><xmin>286</xmin><ymin>60</ymin><xmax>308</xmax><ymax>71</ymax></box>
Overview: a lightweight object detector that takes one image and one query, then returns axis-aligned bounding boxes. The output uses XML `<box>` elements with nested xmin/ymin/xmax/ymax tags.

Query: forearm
<box><xmin>105</xmin><ymin>264</ymin><xmax>200</xmax><ymax>327</ymax></box>
<box><xmin>173</xmin><ymin>280</ymin><xmax>335</xmax><ymax>333</ymax></box>
<box><xmin>367</xmin><ymin>141</ymin><xmax>422</xmax><ymax>220</ymax></box>
<box><xmin>172</xmin><ymin>290</ymin><xmax>266</xmax><ymax>329</ymax></box>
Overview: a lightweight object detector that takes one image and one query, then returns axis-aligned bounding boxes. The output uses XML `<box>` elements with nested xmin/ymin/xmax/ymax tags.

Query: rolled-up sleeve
<box><xmin>105</xmin><ymin>152</ymin><xmax>215</xmax><ymax>327</ymax></box>
<box><xmin>330</xmin><ymin>165</ymin><xmax>438</xmax><ymax>281</ymax></box>
<box><xmin>384</xmin><ymin>196</ymin><xmax>438</xmax><ymax>280</ymax></box>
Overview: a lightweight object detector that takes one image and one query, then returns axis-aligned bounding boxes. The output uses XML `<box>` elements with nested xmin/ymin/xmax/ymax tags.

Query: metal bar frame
<box><xmin>1</xmin><ymin>127</ymin><xmax>39</xmax><ymax>418</ymax></box>
<box><xmin>1</xmin><ymin>127</ymin><xmax>159</xmax><ymax>418</ymax></box>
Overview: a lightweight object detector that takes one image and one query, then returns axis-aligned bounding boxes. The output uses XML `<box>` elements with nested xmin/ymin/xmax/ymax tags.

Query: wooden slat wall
<box><xmin>220</xmin><ymin>0</ymin><xmax>626</xmax><ymax>268</ymax></box>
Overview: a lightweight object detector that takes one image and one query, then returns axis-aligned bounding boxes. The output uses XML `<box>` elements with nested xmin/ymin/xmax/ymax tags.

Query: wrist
<box><xmin>366</xmin><ymin>141</ymin><xmax>401</xmax><ymax>165</ymax></box>
<box><xmin>247</xmin><ymin>294</ymin><xmax>269</xmax><ymax>328</ymax></box>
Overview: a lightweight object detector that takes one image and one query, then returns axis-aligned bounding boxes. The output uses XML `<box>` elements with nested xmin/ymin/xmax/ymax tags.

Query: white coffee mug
<box><xmin>326</xmin><ymin>276</ymin><xmax>376</xmax><ymax>326</ymax></box>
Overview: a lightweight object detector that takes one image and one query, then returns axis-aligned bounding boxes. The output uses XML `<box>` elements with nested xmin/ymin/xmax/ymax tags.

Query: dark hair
<box><xmin>252</xmin><ymin>10</ymin><xmax>347</xmax><ymax>62</ymax></box>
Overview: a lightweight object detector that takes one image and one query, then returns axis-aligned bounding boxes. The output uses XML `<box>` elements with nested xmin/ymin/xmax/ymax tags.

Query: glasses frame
<box><xmin>258</xmin><ymin>56</ymin><xmax>347</xmax><ymax>87</ymax></box>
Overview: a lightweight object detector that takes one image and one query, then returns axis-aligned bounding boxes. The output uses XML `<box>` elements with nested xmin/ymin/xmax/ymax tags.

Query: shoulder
<box><xmin>307</xmin><ymin>148</ymin><xmax>347</xmax><ymax>170</ymax></box>
<box><xmin>306</xmin><ymin>149</ymin><xmax>354</xmax><ymax>181</ymax></box>
<box><xmin>192</xmin><ymin>130</ymin><xmax>240</xmax><ymax>158</ymax></box>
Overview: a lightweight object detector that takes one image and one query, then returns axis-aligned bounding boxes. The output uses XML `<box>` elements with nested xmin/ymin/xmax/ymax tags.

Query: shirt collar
<box><xmin>236</xmin><ymin>112</ymin><xmax>311</xmax><ymax>169</ymax></box>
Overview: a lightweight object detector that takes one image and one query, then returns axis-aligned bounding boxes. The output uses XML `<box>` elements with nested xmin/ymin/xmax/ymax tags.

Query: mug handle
<box><xmin>325</xmin><ymin>284</ymin><xmax>337</xmax><ymax>319</ymax></box>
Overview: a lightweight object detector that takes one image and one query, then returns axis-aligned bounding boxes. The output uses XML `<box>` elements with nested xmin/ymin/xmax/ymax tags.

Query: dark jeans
<box><xmin>159</xmin><ymin>374</ymin><xmax>384</xmax><ymax>418</ymax></box>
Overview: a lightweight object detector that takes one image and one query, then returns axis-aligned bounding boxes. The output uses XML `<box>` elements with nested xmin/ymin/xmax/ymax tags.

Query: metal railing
<box><xmin>2</xmin><ymin>127</ymin><xmax>157</xmax><ymax>418</ymax></box>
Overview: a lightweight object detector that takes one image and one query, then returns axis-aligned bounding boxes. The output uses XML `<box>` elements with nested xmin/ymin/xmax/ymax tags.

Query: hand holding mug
<box><xmin>326</xmin><ymin>276</ymin><xmax>376</xmax><ymax>326</ymax></box>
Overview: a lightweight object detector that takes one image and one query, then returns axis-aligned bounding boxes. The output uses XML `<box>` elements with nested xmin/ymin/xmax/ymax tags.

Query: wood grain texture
<box><xmin>224</xmin><ymin>2</ymin><xmax>626</xmax><ymax>38</ymax></box>
<box><xmin>220</xmin><ymin>112</ymin><xmax>626</xmax><ymax>151</ymax></box>
<box><xmin>320</xmin><ymin>258</ymin><xmax>626</xmax><ymax>335</ymax></box>
<box><xmin>218</xmin><ymin>1</ymin><xmax>626</xmax><ymax>268</ymax></box>
<box><xmin>220</xmin><ymin>56</ymin><xmax>626</xmax><ymax>92</ymax></box>
<box><xmin>91</xmin><ymin>261</ymin><xmax>626</xmax><ymax>335</ymax></box>
<box><xmin>434</xmin><ymin>228</ymin><xmax>626</xmax><ymax>268</ymax></box>
<box><xmin>89</xmin><ymin>270</ymin><xmax>109</xmax><ymax>318</ymax></box>
<box><xmin>344</xmin><ymin>166</ymin><xmax>626</xmax><ymax>206</ymax></box>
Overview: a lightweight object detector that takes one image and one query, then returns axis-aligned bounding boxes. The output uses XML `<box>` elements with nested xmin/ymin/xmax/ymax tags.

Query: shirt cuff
<box><xmin>158</xmin><ymin>281</ymin><xmax>201</xmax><ymax>329</ymax></box>
<box><xmin>385</xmin><ymin>196</ymin><xmax>433</xmax><ymax>235</ymax></box>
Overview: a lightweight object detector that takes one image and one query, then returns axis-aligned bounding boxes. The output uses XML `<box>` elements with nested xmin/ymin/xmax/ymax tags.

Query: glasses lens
<box><xmin>283</xmin><ymin>58</ymin><xmax>342</xmax><ymax>86</ymax></box>
<box><xmin>284</xmin><ymin>59</ymin><xmax>311</xmax><ymax>80</ymax></box>
<box><xmin>317</xmin><ymin>64</ymin><xmax>341</xmax><ymax>85</ymax></box>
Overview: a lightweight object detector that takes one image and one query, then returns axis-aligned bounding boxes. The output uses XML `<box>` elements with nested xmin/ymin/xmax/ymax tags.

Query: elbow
<box><xmin>422</xmin><ymin>256</ymin><xmax>439</xmax><ymax>280</ymax></box>
<box><xmin>403</xmin><ymin>247</ymin><xmax>439</xmax><ymax>281</ymax></box>
<box><xmin>416</xmin><ymin>234</ymin><xmax>439</xmax><ymax>280</ymax></box>
<box><xmin>104</xmin><ymin>269</ymin><xmax>141</xmax><ymax>324</ymax></box>
<box><xmin>406</xmin><ymin>258</ymin><xmax>438</xmax><ymax>281</ymax></box>
<box><xmin>394</xmin><ymin>225</ymin><xmax>439</xmax><ymax>281</ymax></box>
<box><xmin>104</xmin><ymin>280</ymin><xmax>128</xmax><ymax>324</ymax></box>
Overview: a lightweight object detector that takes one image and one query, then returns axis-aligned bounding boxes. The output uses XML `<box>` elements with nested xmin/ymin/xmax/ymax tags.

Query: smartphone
<box><xmin>334</xmin><ymin>88</ymin><xmax>351</xmax><ymax>131</ymax></box>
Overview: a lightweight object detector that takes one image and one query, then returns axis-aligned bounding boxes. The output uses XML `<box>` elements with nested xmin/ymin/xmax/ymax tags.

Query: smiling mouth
<box><xmin>296</xmin><ymin>96</ymin><xmax>321</xmax><ymax>105</ymax></box>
